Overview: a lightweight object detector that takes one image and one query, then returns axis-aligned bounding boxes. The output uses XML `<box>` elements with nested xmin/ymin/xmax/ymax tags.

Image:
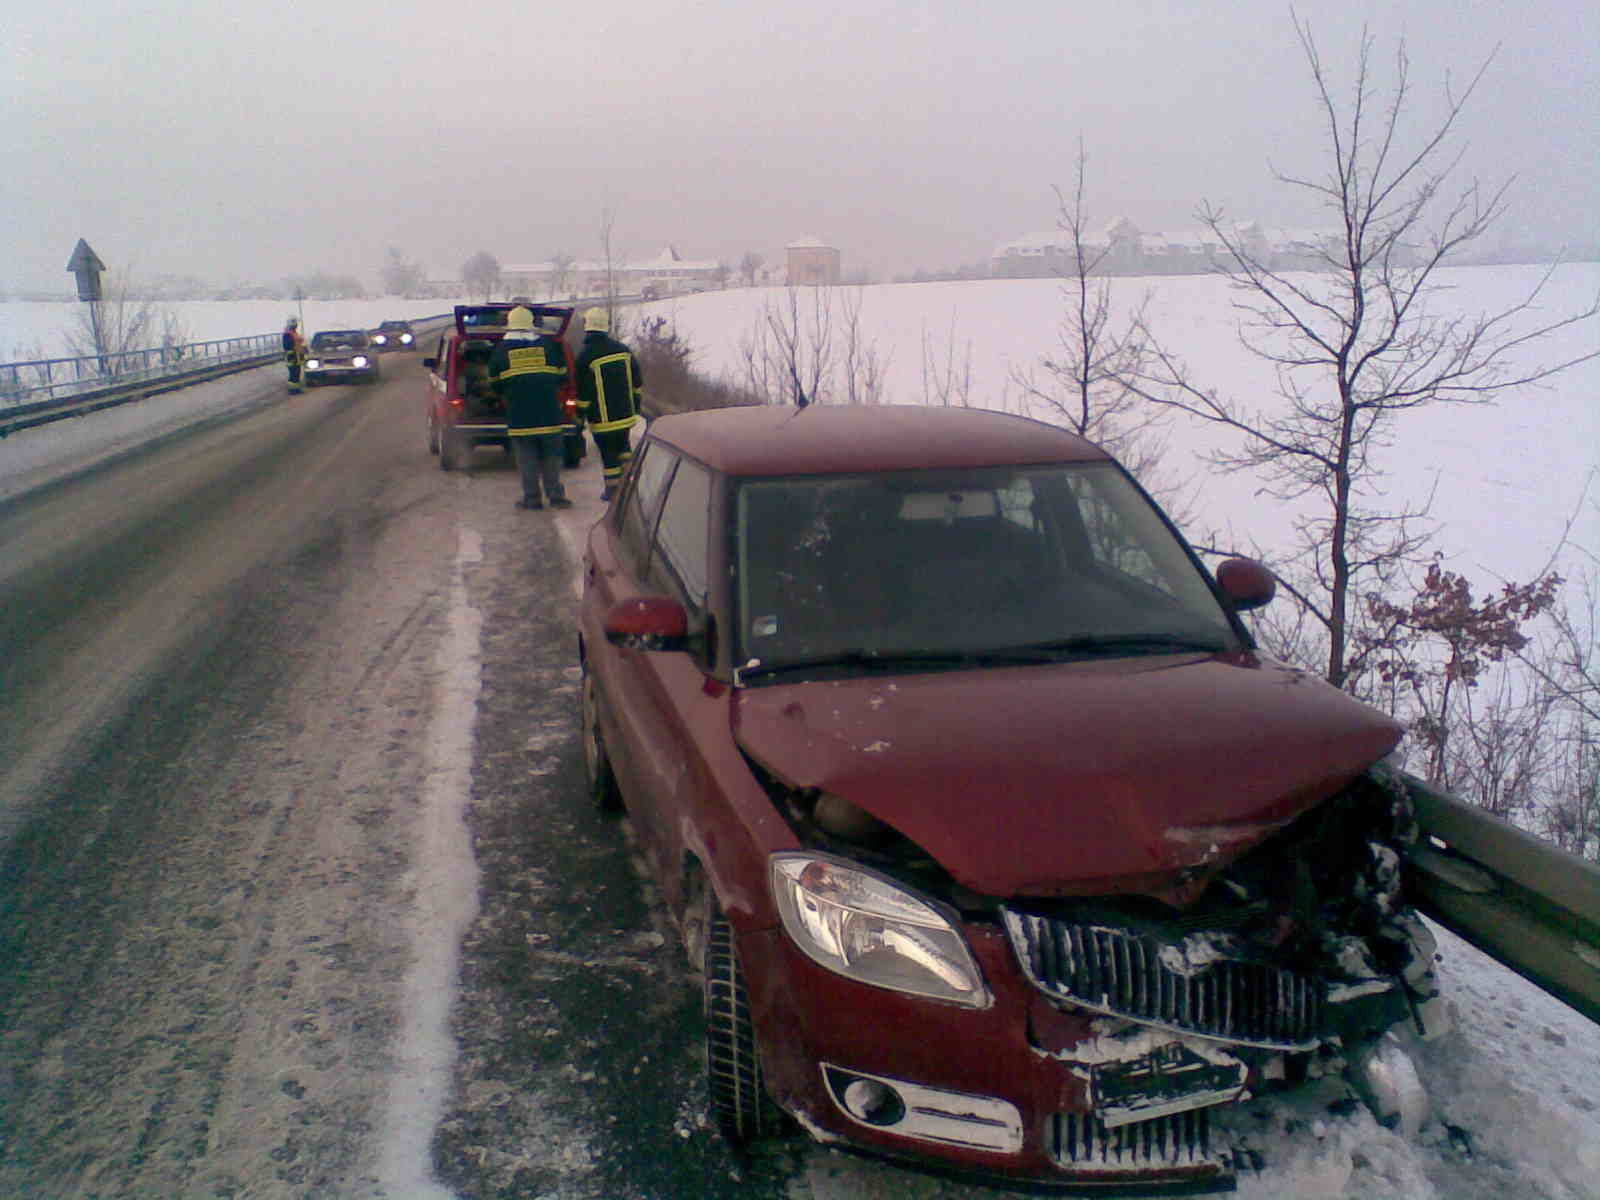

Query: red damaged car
<box><xmin>578</xmin><ymin>405</ymin><xmax>1445</xmax><ymax>1191</ymax></box>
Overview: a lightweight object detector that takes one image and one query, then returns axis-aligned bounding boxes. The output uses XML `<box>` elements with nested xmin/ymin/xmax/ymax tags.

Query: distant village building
<box><xmin>501</xmin><ymin>246</ymin><xmax>723</xmax><ymax>298</ymax></box>
<box><xmin>786</xmin><ymin>236</ymin><xmax>841</xmax><ymax>286</ymax></box>
<box><xmin>991</xmin><ymin>219</ymin><xmax>1351</xmax><ymax>278</ymax></box>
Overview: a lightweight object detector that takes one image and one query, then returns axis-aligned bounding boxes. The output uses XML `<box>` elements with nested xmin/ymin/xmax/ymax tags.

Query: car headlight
<box><xmin>771</xmin><ymin>852</ymin><xmax>989</xmax><ymax>1007</ymax></box>
<box><xmin>305</xmin><ymin>358</ymin><xmax>322</xmax><ymax>369</ymax></box>
<box><xmin>400</xmin><ymin>333</ymin><xmax>413</xmax><ymax>344</ymax></box>
<box><xmin>373</xmin><ymin>334</ymin><xmax>387</xmax><ymax>345</ymax></box>
<box><xmin>352</xmin><ymin>355</ymin><xmax>369</xmax><ymax>367</ymax></box>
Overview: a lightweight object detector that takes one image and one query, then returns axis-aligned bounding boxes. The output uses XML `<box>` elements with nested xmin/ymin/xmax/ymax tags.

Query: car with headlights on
<box><xmin>370</xmin><ymin>319</ymin><xmax>416</xmax><ymax>351</ymax></box>
<box><xmin>577</xmin><ymin>405</ymin><xmax>1446</xmax><ymax>1192</ymax></box>
<box><xmin>303</xmin><ymin>329</ymin><xmax>380</xmax><ymax>385</ymax></box>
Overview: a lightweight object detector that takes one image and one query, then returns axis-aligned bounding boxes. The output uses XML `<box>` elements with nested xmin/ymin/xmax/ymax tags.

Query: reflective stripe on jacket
<box><xmin>490</xmin><ymin>335</ymin><xmax>568</xmax><ymax>434</ymax></box>
<box><xmin>574</xmin><ymin>333</ymin><xmax>642</xmax><ymax>433</ymax></box>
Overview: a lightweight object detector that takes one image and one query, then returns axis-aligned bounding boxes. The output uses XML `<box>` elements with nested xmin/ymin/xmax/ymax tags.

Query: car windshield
<box><xmin>733</xmin><ymin>462</ymin><xmax>1239</xmax><ymax>674</ymax></box>
<box><xmin>311</xmin><ymin>332</ymin><xmax>365</xmax><ymax>350</ymax></box>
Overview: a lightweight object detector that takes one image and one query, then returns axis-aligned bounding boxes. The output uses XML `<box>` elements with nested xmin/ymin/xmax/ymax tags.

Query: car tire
<box><xmin>704</xmin><ymin>908</ymin><xmax>777</xmax><ymax>1144</ymax></box>
<box><xmin>427</xmin><ymin>412</ymin><xmax>439</xmax><ymax>455</ymax></box>
<box><xmin>563</xmin><ymin>437</ymin><xmax>584</xmax><ymax>470</ymax></box>
<box><xmin>439</xmin><ymin>430</ymin><xmax>457</xmax><ymax>471</ymax></box>
<box><xmin>581</xmin><ymin>666</ymin><xmax>623</xmax><ymax>813</ymax></box>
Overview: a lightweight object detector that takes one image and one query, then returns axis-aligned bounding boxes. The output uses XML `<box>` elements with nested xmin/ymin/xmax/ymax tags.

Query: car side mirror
<box><xmin>422</xmin><ymin>357</ymin><xmax>438</xmax><ymax>370</ymax></box>
<box><xmin>1216</xmin><ymin>557</ymin><xmax>1276</xmax><ymax>611</ymax></box>
<box><xmin>604</xmin><ymin>596</ymin><xmax>691</xmax><ymax>652</ymax></box>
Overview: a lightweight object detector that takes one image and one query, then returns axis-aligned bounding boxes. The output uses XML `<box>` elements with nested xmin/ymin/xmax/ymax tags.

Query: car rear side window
<box><xmin>617</xmin><ymin>444</ymin><xmax>676</xmax><ymax>578</ymax></box>
<box><xmin>648</xmin><ymin>458</ymin><xmax>712</xmax><ymax>613</ymax></box>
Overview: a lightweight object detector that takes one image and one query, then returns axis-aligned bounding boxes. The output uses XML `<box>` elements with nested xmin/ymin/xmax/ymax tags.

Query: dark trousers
<box><xmin>512</xmin><ymin>433</ymin><xmax>566</xmax><ymax>504</ymax></box>
<box><xmin>593</xmin><ymin>427</ymin><xmax>634</xmax><ymax>489</ymax></box>
<box><xmin>285</xmin><ymin>352</ymin><xmax>302</xmax><ymax>390</ymax></box>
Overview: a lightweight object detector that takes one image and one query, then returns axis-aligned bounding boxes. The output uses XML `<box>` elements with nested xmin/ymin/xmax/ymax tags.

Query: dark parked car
<box><xmin>578</xmin><ymin>405</ymin><xmax>1445</xmax><ymax>1192</ymax></box>
<box><xmin>371</xmin><ymin>319</ymin><xmax>416</xmax><ymax>351</ymax></box>
<box><xmin>422</xmin><ymin>304</ymin><xmax>585</xmax><ymax>471</ymax></box>
<box><xmin>303</xmin><ymin>329</ymin><xmax>380</xmax><ymax>385</ymax></box>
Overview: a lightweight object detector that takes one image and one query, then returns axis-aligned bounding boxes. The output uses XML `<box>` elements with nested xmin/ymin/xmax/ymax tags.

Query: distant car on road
<box><xmin>577</xmin><ymin>404</ymin><xmax>1444</xmax><ymax>1193</ymax></box>
<box><xmin>304</xmin><ymin>330</ymin><xmax>380</xmax><ymax>386</ymax></box>
<box><xmin>422</xmin><ymin>304</ymin><xmax>585</xmax><ymax>472</ymax></box>
<box><xmin>370</xmin><ymin>320</ymin><xmax>416</xmax><ymax>351</ymax></box>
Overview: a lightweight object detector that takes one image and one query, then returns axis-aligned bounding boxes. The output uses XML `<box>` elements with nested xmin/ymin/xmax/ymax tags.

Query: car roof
<box><xmin>453</xmin><ymin>303</ymin><xmax>572</xmax><ymax>336</ymax></box>
<box><xmin>647</xmin><ymin>405</ymin><xmax>1113</xmax><ymax>476</ymax></box>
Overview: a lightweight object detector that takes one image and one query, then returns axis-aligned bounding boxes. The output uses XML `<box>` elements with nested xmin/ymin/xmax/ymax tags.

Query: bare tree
<box><xmin>736</xmin><ymin>287</ymin><xmax>885</xmax><ymax>406</ymax></box>
<box><xmin>65</xmin><ymin>268</ymin><xmax>170</xmax><ymax>375</ymax></box>
<box><xmin>380</xmin><ymin>247</ymin><xmax>426</xmax><ymax>297</ymax></box>
<box><xmin>597</xmin><ymin>204</ymin><xmax>621</xmax><ymax>327</ymax></box>
<box><xmin>1013</xmin><ymin>144</ymin><xmax>1161</xmax><ymax>451</ymax></box>
<box><xmin>1124</xmin><ymin>16</ymin><xmax>1600</xmax><ymax>688</ymax></box>
<box><xmin>738</xmin><ymin>251</ymin><xmax>764</xmax><ymax>287</ymax></box>
<box><xmin>837</xmin><ymin>287</ymin><xmax>889</xmax><ymax>405</ymax></box>
<box><xmin>1011</xmin><ymin>141</ymin><xmax>1190</xmax><ymax>516</ymax></box>
<box><xmin>919</xmin><ymin>314</ymin><xmax>974</xmax><ymax>408</ymax></box>
<box><xmin>548</xmin><ymin>252</ymin><xmax>575</xmax><ymax>299</ymax></box>
<box><xmin>460</xmin><ymin>251</ymin><xmax>501</xmax><ymax>301</ymax></box>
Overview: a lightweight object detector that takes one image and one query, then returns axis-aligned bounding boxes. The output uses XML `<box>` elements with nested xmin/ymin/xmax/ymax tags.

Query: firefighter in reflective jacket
<box><xmin>573</xmin><ymin>307</ymin><xmax>642</xmax><ymax>501</ymax></box>
<box><xmin>491</xmin><ymin>307</ymin><xmax>571</xmax><ymax>509</ymax></box>
<box><xmin>282</xmin><ymin>316</ymin><xmax>306</xmax><ymax>393</ymax></box>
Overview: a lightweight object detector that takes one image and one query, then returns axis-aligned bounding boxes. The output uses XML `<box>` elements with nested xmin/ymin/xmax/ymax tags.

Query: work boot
<box><xmin>516</xmin><ymin>498</ymin><xmax>544</xmax><ymax>510</ymax></box>
<box><xmin>552</xmin><ymin>497</ymin><xmax>573</xmax><ymax>510</ymax></box>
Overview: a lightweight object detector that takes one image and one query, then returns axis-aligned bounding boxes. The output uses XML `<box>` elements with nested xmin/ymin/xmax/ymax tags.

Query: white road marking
<box><xmin>372</xmin><ymin>525</ymin><xmax>485</xmax><ymax>1198</ymax></box>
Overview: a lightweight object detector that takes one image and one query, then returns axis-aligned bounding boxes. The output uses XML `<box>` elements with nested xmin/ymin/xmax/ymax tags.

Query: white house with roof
<box><xmin>786</xmin><ymin>236</ymin><xmax>841</xmax><ymax>285</ymax></box>
<box><xmin>501</xmin><ymin>246</ymin><xmax>725</xmax><ymax>298</ymax></box>
<box><xmin>992</xmin><ymin>218</ymin><xmax>1350</xmax><ymax>277</ymax></box>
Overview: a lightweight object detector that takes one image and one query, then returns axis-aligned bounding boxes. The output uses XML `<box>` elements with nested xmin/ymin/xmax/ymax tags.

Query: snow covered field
<box><xmin>2</xmin><ymin>269</ymin><xmax>1596</xmax><ymax>1198</ymax></box>
<box><xmin>640</xmin><ymin>264</ymin><xmax>1599</xmax><ymax>592</ymax></box>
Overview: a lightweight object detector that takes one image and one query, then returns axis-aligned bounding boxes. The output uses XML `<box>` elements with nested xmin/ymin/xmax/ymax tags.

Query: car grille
<box><xmin>1050</xmin><ymin>1109</ymin><xmax>1224</xmax><ymax>1174</ymax></box>
<box><xmin>1002</xmin><ymin>911</ymin><xmax>1323</xmax><ymax>1050</ymax></box>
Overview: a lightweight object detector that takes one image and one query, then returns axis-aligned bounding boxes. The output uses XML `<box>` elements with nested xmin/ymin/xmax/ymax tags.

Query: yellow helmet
<box><xmin>583</xmin><ymin>307</ymin><xmax>610</xmax><ymax>334</ymax></box>
<box><xmin>505</xmin><ymin>306</ymin><xmax>534</xmax><ymax>331</ymax></box>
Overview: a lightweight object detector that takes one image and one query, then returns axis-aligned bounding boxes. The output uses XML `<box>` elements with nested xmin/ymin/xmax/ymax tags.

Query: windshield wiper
<box><xmin>737</xmin><ymin>648</ymin><xmax>980</xmax><ymax>682</ymax></box>
<box><xmin>736</xmin><ymin>634</ymin><xmax>1229</xmax><ymax>682</ymax></box>
<box><xmin>998</xmin><ymin>632</ymin><xmax>1230</xmax><ymax>660</ymax></box>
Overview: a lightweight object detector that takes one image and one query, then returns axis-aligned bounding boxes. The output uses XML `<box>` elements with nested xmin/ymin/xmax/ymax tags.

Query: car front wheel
<box><xmin>581</xmin><ymin>666</ymin><xmax>622</xmax><ymax>812</ymax></box>
<box><xmin>704</xmin><ymin>908</ymin><xmax>778</xmax><ymax>1143</ymax></box>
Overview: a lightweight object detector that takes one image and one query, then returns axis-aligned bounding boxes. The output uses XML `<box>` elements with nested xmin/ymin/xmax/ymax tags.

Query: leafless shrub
<box><xmin>1121</xmin><ymin>17</ymin><xmax>1599</xmax><ymax>689</ymax></box>
<box><xmin>633</xmin><ymin>315</ymin><xmax>758</xmax><ymax>416</ymax></box>
<box><xmin>737</xmin><ymin>287</ymin><xmax>887</xmax><ymax>406</ymax></box>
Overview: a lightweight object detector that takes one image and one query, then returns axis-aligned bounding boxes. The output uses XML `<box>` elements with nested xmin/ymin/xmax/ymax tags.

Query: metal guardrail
<box><xmin>1400</xmin><ymin>772</ymin><xmax>1600</xmax><ymax>1025</ymax></box>
<box><xmin>1</xmin><ymin>334</ymin><xmax>285</xmax><ymax>408</ymax></box>
<box><xmin>0</xmin><ymin>348</ymin><xmax>284</xmax><ymax>439</ymax></box>
<box><xmin>0</xmin><ymin>299</ymin><xmax>641</xmax><ymax>429</ymax></box>
<box><xmin>0</xmin><ymin>314</ymin><xmax>458</xmax><ymax>440</ymax></box>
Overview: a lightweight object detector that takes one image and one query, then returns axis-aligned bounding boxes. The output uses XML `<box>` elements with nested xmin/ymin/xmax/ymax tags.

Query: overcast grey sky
<box><xmin>4</xmin><ymin>0</ymin><xmax>1596</xmax><ymax>292</ymax></box>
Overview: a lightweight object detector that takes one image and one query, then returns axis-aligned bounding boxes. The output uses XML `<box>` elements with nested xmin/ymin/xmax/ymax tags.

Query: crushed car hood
<box><xmin>732</xmin><ymin>653</ymin><xmax>1403</xmax><ymax>898</ymax></box>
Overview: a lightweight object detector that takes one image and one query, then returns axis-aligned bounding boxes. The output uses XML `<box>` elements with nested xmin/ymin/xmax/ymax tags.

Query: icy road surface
<box><xmin>0</xmin><ymin>349</ymin><xmax>1595</xmax><ymax>1199</ymax></box>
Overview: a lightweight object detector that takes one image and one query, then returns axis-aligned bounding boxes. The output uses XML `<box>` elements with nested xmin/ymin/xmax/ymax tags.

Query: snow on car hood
<box><xmin>732</xmin><ymin>653</ymin><xmax>1403</xmax><ymax>898</ymax></box>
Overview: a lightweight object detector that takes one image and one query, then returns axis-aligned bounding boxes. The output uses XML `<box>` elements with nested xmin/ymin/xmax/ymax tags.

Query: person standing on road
<box><xmin>491</xmin><ymin>307</ymin><xmax>572</xmax><ymax>510</ymax></box>
<box><xmin>573</xmin><ymin>307</ymin><xmax>643</xmax><ymax>502</ymax></box>
<box><xmin>282</xmin><ymin>316</ymin><xmax>306</xmax><ymax>393</ymax></box>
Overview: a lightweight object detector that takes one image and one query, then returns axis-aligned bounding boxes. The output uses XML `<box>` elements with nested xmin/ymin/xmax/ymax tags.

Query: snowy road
<box><xmin>0</xmin><ymin>356</ymin><xmax>1595</xmax><ymax>1198</ymax></box>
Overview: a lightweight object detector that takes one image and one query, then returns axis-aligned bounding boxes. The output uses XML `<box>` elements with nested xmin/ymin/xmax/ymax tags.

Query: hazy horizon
<box><xmin>6</xmin><ymin>1</ymin><xmax>1596</xmax><ymax>293</ymax></box>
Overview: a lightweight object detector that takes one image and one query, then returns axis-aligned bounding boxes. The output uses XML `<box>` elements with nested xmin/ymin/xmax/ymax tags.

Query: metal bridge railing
<box><xmin>1</xmin><ymin>334</ymin><xmax>285</xmax><ymax>408</ymax></box>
